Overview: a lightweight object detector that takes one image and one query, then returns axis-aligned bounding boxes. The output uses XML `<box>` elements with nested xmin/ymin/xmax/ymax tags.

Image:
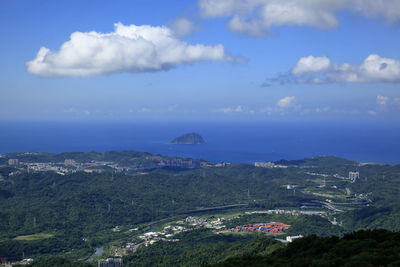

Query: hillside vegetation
<box><xmin>1</xmin><ymin>151</ymin><xmax>400</xmax><ymax>264</ymax></box>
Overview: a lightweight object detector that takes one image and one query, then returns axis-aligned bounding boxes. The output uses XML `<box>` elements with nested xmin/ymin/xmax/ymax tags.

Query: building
<box><xmin>98</xmin><ymin>258</ymin><xmax>123</xmax><ymax>267</ymax></box>
<box><xmin>286</xmin><ymin>235</ymin><xmax>303</xmax><ymax>242</ymax></box>
<box><xmin>254</xmin><ymin>161</ymin><xmax>287</xmax><ymax>168</ymax></box>
<box><xmin>349</xmin><ymin>171</ymin><xmax>360</xmax><ymax>182</ymax></box>
<box><xmin>8</xmin><ymin>159</ymin><xmax>19</xmax><ymax>165</ymax></box>
<box><xmin>64</xmin><ymin>159</ymin><xmax>76</xmax><ymax>165</ymax></box>
<box><xmin>255</xmin><ymin>161</ymin><xmax>275</xmax><ymax>168</ymax></box>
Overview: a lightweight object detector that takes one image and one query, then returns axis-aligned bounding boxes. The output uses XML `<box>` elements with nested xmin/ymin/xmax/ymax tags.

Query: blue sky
<box><xmin>1</xmin><ymin>0</ymin><xmax>400</xmax><ymax>122</ymax></box>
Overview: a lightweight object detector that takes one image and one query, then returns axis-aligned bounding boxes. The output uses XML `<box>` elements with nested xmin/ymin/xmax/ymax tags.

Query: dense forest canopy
<box><xmin>1</xmin><ymin>151</ymin><xmax>400</xmax><ymax>265</ymax></box>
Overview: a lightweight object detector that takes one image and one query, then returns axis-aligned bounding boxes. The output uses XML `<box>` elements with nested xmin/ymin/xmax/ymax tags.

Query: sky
<box><xmin>1</xmin><ymin>0</ymin><xmax>400</xmax><ymax>123</ymax></box>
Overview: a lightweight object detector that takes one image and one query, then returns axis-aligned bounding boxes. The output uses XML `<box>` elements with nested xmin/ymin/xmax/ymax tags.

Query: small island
<box><xmin>170</xmin><ymin>133</ymin><xmax>205</xmax><ymax>144</ymax></box>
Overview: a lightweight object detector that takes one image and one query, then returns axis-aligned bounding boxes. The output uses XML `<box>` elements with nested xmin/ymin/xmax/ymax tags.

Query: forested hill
<box><xmin>1</xmin><ymin>151</ymin><xmax>400</xmax><ymax>264</ymax></box>
<box><xmin>211</xmin><ymin>229</ymin><xmax>400</xmax><ymax>267</ymax></box>
<box><xmin>23</xmin><ymin>229</ymin><xmax>400</xmax><ymax>267</ymax></box>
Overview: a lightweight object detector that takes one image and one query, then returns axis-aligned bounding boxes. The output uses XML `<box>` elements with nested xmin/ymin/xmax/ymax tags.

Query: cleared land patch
<box><xmin>13</xmin><ymin>233</ymin><xmax>54</xmax><ymax>241</ymax></box>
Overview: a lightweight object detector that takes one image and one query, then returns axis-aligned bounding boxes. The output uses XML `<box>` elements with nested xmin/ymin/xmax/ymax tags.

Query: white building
<box><xmin>349</xmin><ymin>171</ymin><xmax>360</xmax><ymax>182</ymax></box>
<box><xmin>286</xmin><ymin>235</ymin><xmax>303</xmax><ymax>242</ymax></box>
<box><xmin>98</xmin><ymin>258</ymin><xmax>122</xmax><ymax>267</ymax></box>
<box><xmin>8</xmin><ymin>159</ymin><xmax>19</xmax><ymax>165</ymax></box>
<box><xmin>64</xmin><ymin>159</ymin><xmax>76</xmax><ymax>165</ymax></box>
<box><xmin>255</xmin><ymin>161</ymin><xmax>275</xmax><ymax>168</ymax></box>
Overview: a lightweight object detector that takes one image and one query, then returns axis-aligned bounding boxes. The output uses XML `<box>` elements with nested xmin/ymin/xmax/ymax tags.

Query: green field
<box><xmin>13</xmin><ymin>233</ymin><xmax>54</xmax><ymax>241</ymax></box>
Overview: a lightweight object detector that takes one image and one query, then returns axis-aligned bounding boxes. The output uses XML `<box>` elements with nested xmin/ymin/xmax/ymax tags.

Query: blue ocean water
<box><xmin>0</xmin><ymin>121</ymin><xmax>399</xmax><ymax>165</ymax></box>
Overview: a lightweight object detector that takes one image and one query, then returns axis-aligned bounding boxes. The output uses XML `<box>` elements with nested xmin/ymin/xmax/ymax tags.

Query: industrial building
<box><xmin>98</xmin><ymin>258</ymin><xmax>123</xmax><ymax>267</ymax></box>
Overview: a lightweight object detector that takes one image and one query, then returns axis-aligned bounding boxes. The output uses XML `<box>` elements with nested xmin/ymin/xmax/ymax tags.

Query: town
<box><xmin>108</xmin><ymin>215</ymin><xmax>232</xmax><ymax>258</ymax></box>
<box><xmin>2</xmin><ymin>152</ymin><xmax>216</xmax><ymax>176</ymax></box>
<box><xmin>106</xmin><ymin>211</ymin><xmax>310</xmax><ymax>261</ymax></box>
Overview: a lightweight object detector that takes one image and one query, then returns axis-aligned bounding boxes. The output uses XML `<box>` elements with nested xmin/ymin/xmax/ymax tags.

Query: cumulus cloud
<box><xmin>259</xmin><ymin>96</ymin><xmax>300</xmax><ymax>115</ymax></box>
<box><xmin>227</xmin><ymin>15</ymin><xmax>267</xmax><ymax>37</ymax></box>
<box><xmin>170</xmin><ymin>17</ymin><xmax>196</xmax><ymax>37</ymax></box>
<box><xmin>218</xmin><ymin>105</ymin><xmax>244</xmax><ymax>113</ymax></box>
<box><xmin>198</xmin><ymin>0</ymin><xmax>400</xmax><ymax>36</ymax></box>
<box><xmin>291</xmin><ymin>56</ymin><xmax>331</xmax><ymax>75</ymax></box>
<box><xmin>277</xmin><ymin>96</ymin><xmax>295</xmax><ymax>108</ymax></box>
<box><xmin>351</xmin><ymin>0</ymin><xmax>400</xmax><ymax>23</ymax></box>
<box><xmin>26</xmin><ymin>22</ymin><xmax>232</xmax><ymax>77</ymax></box>
<box><xmin>199</xmin><ymin>0</ymin><xmax>248</xmax><ymax>17</ymax></box>
<box><xmin>268</xmin><ymin>54</ymin><xmax>400</xmax><ymax>84</ymax></box>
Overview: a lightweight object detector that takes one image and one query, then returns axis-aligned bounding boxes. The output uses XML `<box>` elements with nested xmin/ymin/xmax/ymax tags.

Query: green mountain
<box><xmin>211</xmin><ymin>229</ymin><xmax>400</xmax><ymax>267</ymax></box>
<box><xmin>1</xmin><ymin>150</ymin><xmax>400</xmax><ymax>265</ymax></box>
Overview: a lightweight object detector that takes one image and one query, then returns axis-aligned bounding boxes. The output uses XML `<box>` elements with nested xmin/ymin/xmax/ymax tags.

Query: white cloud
<box><xmin>292</xmin><ymin>56</ymin><xmax>331</xmax><ymax>75</ymax></box>
<box><xmin>138</xmin><ymin>107</ymin><xmax>151</xmax><ymax>113</ymax></box>
<box><xmin>167</xmin><ymin>104</ymin><xmax>178</xmax><ymax>112</ymax></box>
<box><xmin>198</xmin><ymin>0</ymin><xmax>400</xmax><ymax>36</ymax></box>
<box><xmin>26</xmin><ymin>22</ymin><xmax>232</xmax><ymax>77</ymax></box>
<box><xmin>218</xmin><ymin>105</ymin><xmax>244</xmax><ymax>113</ymax></box>
<box><xmin>316</xmin><ymin>106</ymin><xmax>331</xmax><ymax>113</ymax></box>
<box><xmin>259</xmin><ymin>96</ymin><xmax>300</xmax><ymax>115</ymax></box>
<box><xmin>199</xmin><ymin>0</ymin><xmax>247</xmax><ymax>17</ymax></box>
<box><xmin>63</xmin><ymin>107</ymin><xmax>92</xmax><ymax>116</ymax></box>
<box><xmin>258</xmin><ymin>1</ymin><xmax>340</xmax><ymax>29</ymax></box>
<box><xmin>351</xmin><ymin>0</ymin><xmax>400</xmax><ymax>23</ymax></box>
<box><xmin>170</xmin><ymin>17</ymin><xmax>196</xmax><ymax>37</ymax></box>
<box><xmin>63</xmin><ymin>107</ymin><xmax>76</xmax><ymax>113</ymax></box>
<box><xmin>377</xmin><ymin>95</ymin><xmax>389</xmax><ymax>105</ymax></box>
<box><xmin>368</xmin><ymin>95</ymin><xmax>400</xmax><ymax>115</ymax></box>
<box><xmin>235</xmin><ymin>105</ymin><xmax>244</xmax><ymax>112</ymax></box>
<box><xmin>277</xmin><ymin>96</ymin><xmax>295</xmax><ymax>108</ymax></box>
<box><xmin>227</xmin><ymin>15</ymin><xmax>266</xmax><ymax>37</ymax></box>
<box><xmin>274</xmin><ymin>54</ymin><xmax>400</xmax><ymax>84</ymax></box>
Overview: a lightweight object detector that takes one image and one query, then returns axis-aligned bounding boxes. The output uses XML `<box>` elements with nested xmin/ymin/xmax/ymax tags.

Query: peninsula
<box><xmin>170</xmin><ymin>132</ymin><xmax>205</xmax><ymax>144</ymax></box>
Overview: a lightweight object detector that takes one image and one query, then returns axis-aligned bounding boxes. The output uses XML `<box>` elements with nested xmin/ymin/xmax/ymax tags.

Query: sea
<box><xmin>0</xmin><ymin>121</ymin><xmax>399</xmax><ymax>165</ymax></box>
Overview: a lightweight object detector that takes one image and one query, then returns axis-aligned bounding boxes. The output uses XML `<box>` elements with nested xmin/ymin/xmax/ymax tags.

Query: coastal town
<box><xmin>1</xmin><ymin>152</ymin><xmax>215</xmax><ymax>176</ymax></box>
